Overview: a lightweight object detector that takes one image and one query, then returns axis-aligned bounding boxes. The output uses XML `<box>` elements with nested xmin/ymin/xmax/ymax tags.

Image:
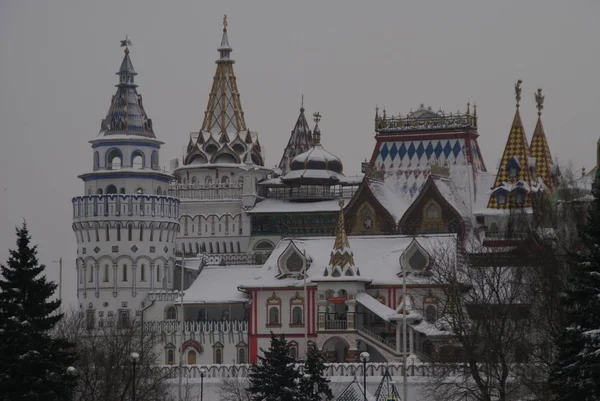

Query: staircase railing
<box><xmin>356</xmin><ymin>324</ymin><xmax>397</xmax><ymax>354</ymax></box>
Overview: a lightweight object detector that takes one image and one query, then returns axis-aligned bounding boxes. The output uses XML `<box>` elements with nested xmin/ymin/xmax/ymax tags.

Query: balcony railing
<box><xmin>265</xmin><ymin>185</ymin><xmax>358</xmax><ymax>201</ymax></box>
<box><xmin>325</xmin><ymin>319</ymin><xmax>348</xmax><ymax>330</ymax></box>
<box><xmin>72</xmin><ymin>194</ymin><xmax>180</xmax><ymax>220</ymax></box>
<box><xmin>144</xmin><ymin>319</ymin><xmax>248</xmax><ymax>334</ymax></box>
<box><xmin>168</xmin><ymin>184</ymin><xmax>242</xmax><ymax>200</ymax></box>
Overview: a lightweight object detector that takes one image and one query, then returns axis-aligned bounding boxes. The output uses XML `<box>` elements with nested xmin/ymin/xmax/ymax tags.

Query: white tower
<box><xmin>72</xmin><ymin>39</ymin><xmax>180</xmax><ymax>327</ymax></box>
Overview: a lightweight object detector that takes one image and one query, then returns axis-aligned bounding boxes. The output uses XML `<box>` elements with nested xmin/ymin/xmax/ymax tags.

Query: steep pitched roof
<box><xmin>200</xmin><ymin>15</ymin><xmax>247</xmax><ymax>138</ymax></box>
<box><xmin>278</xmin><ymin>106</ymin><xmax>313</xmax><ymax>175</ymax></box>
<box><xmin>99</xmin><ymin>43</ymin><xmax>156</xmax><ymax>138</ymax></box>
<box><xmin>487</xmin><ymin>80</ymin><xmax>538</xmax><ymax>209</ymax></box>
<box><xmin>529</xmin><ymin>88</ymin><xmax>554</xmax><ymax>190</ymax></box>
<box><xmin>326</xmin><ymin>200</ymin><xmax>359</xmax><ymax>278</ymax></box>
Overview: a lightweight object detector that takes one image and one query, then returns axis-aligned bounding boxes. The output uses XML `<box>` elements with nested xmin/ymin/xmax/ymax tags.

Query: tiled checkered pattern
<box><xmin>530</xmin><ymin>116</ymin><xmax>554</xmax><ymax>190</ymax></box>
<box><xmin>487</xmin><ymin>110</ymin><xmax>535</xmax><ymax>209</ymax></box>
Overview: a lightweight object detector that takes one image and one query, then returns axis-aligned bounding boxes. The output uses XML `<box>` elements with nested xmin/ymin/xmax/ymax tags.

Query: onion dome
<box><xmin>284</xmin><ymin>113</ymin><xmax>343</xmax><ymax>183</ymax></box>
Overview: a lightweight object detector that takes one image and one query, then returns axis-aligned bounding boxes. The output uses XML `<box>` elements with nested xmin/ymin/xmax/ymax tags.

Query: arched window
<box><xmin>425</xmin><ymin>305</ymin><xmax>437</xmax><ymax>323</ymax></box>
<box><xmin>94</xmin><ymin>225</ymin><xmax>100</xmax><ymax>242</ymax></box>
<box><xmin>128</xmin><ymin>224</ymin><xmax>133</xmax><ymax>241</ymax></box>
<box><xmin>187</xmin><ymin>350</ymin><xmax>197</xmax><ymax>365</ymax></box>
<box><xmin>167</xmin><ymin>266</ymin><xmax>172</xmax><ymax>283</ymax></box>
<box><xmin>268</xmin><ymin>307</ymin><xmax>280</xmax><ymax>325</ymax></box>
<box><xmin>151</xmin><ymin>150</ymin><xmax>159</xmax><ymax>170</ymax></box>
<box><xmin>139</xmin><ymin>224</ymin><xmax>144</xmax><ymax>241</ymax></box>
<box><xmin>425</xmin><ymin>202</ymin><xmax>440</xmax><ymax>219</ymax></box>
<box><xmin>167</xmin><ymin>349</ymin><xmax>175</xmax><ymax>365</ymax></box>
<box><xmin>238</xmin><ymin>347</ymin><xmax>246</xmax><ymax>364</ymax></box>
<box><xmin>119</xmin><ymin>311</ymin><xmax>129</xmax><ymax>328</ymax></box>
<box><xmin>292</xmin><ymin>306</ymin><xmax>303</xmax><ymax>325</ymax></box>
<box><xmin>214</xmin><ymin>347</ymin><xmax>223</xmax><ymax>364</ymax></box>
<box><xmin>106</xmin><ymin>185</ymin><xmax>118</xmax><ymax>194</ymax></box>
<box><xmin>88</xmin><ymin>265</ymin><xmax>94</xmax><ymax>282</ymax></box>
<box><xmin>156</xmin><ymin>186</ymin><xmax>162</xmax><ymax>195</ymax></box>
<box><xmin>165</xmin><ymin>306</ymin><xmax>177</xmax><ymax>320</ymax></box>
<box><xmin>97</xmin><ymin>188</ymin><xmax>103</xmax><ymax>194</ymax></box>
<box><xmin>120</xmin><ymin>187</ymin><xmax>126</xmax><ymax>194</ymax></box>
<box><xmin>122</xmin><ymin>264</ymin><xmax>128</xmax><ymax>282</ymax></box>
<box><xmin>103</xmin><ymin>264</ymin><xmax>109</xmax><ymax>282</ymax></box>
<box><xmin>93</xmin><ymin>151</ymin><xmax>100</xmax><ymax>171</ymax></box>
<box><xmin>131</xmin><ymin>151</ymin><xmax>144</xmax><ymax>169</ymax></box>
<box><xmin>105</xmin><ymin>225</ymin><xmax>110</xmax><ymax>241</ymax></box>
<box><xmin>205</xmin><ymin>176</ymin><xmax>213</xmax><ymax>185</ymax></box>
<box><xmin>116</xmin><ymin>224</ymin><xmax>121</xmax><ymax>241</ymax></box>
<box><xmin>221</xmin><ymin>175</ymin><xmax>230</xmax><ymax>185</ymax></box>
<box><xmin>289</xmin><ymin>345</ymin><xmax>298</xmax><ymax>360</ymax></box>
<box><xmin>140</xmin><ymin>264</ymin><xmax>146</xmax><ymax>282</ymax></box>
<box><xmin>106</xmin><ymin>148</ymin><xmax>122</xmax><ymax>170</ymax></box>
<box><xmin>515</xmin><ymin>190</ymin><xmax>525</xmax><ymax>205</ymax></box>
<box><xmin>157</xmin><ymin>265</ymin><xmax>161</xmax><ymax>282</ymax></box>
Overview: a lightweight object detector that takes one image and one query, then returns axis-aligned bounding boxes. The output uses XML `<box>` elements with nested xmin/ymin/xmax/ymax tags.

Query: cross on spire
<box><xmin>313</xmin><ymin>112</ymin><xmax>321</xmax><ymax>124</ymax></box>
<box><xmin>223</xmin><ymin>14</ymin><xmax>228</xmax><ymax>30</ymax></box>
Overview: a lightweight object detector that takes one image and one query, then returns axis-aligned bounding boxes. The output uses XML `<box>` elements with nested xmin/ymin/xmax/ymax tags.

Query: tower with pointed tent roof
<box><xmin>169</xmin><ymin>16</ymin><xmax>272</xmax><ymax>259</ymax></box>
<box><xmin>72</xmin><ymin>39</ymin><xmax>180</xmax><ymax>321</ymax></box>
<box><xmin>529</xmin><ymin>88</ymin><xmax>557</xmax><ymax>191</ymax></box>
<box><xmin>485</xmin><ymin>80</ymin><xmax>543</xmax><ymax>210</ymax></box>
<box><xmin>277</xmin><ymin>99</ymin><xmax>313</xmax><ymax>175</ymax></box>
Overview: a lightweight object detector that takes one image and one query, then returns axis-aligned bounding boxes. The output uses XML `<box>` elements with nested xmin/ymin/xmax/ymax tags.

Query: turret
<box><xmin>72</xmin><ymin>38</ymin><xmax>180</xmax><ymax>325</ymax></box>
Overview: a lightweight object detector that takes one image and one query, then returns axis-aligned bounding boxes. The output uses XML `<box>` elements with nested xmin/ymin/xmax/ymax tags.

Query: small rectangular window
<box><xmin>123</xmin><ymin>265</ymin><xmax>128</xmax><ymax>282</ymax></box>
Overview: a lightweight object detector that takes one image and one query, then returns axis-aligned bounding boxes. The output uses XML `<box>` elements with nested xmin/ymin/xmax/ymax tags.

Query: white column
<box><xmin>395</xmin><ymin>320</ymin><xmax>401</xmax><ymax>354</ymax></box>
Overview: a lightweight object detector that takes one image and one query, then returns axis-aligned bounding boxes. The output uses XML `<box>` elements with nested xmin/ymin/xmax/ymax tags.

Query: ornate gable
<box><xmin>398</xmin><ymin>175</ymin><xmax>465</xmax><ymax>237</ymax></box>
<box><xmin>344</xmin><ymin>178</ymin><xmax>398</xmax><ymax>235</ymax></box>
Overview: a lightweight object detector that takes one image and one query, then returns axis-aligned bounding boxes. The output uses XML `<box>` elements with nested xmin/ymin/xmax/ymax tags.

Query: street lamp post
<box><xmin>130</xmin><ymin>352</ymin><xmax>140</xmax><ymax>401</ymax></box>
<box><xmin>66</xmin><ymin>366</ymin><xmax>77</xmax><ymax>401</ymax></box>
<box><xmin>360</xmin><ymin>351</ymin><xmax>370</xmax><ymax>401</ymax></box>
<box><xmin>199</xmin><ymin>367</ymin><xmax>207</xmax><ymax>401</ymax></box>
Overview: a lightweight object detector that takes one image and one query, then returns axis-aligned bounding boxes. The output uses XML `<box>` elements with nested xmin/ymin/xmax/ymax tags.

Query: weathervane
<box><xmin>223</xmin><ymin>14</ymin><xmax>228</xmax><ymax>30</ymax></box>
<box><xmin>535</xmin><ymin>88</ymin><xmax>545</xmax><ymax>116</ymax></box>
<box><xmin>313</xmin><ymin>112</ymin><xmax>321</xmax><ymax>124</ymax></box>
<box><xmin>515</xmin><ymin>79</ymin><xmax>523</xmax><ymax>108</ymax></box>
<box><xmin>120</xmin><ymin>35</ymin><xmax>132</xmax><ymax>53</ymax></box>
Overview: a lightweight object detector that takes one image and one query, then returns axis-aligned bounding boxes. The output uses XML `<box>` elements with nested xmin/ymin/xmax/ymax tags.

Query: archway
<box><xmin>321</xmin><ymin>336</ymin><xmax>350</xmax><ymax>363</ymax></box>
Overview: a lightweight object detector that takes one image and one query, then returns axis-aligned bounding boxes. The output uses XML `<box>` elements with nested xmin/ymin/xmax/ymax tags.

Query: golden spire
<box><xmin>328</xmin><ymin>200</ymin><xmax>355</xmax><ymax>272</ymax></box>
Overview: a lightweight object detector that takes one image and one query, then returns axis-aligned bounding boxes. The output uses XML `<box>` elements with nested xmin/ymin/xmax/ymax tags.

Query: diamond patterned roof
<box><xmin>530</xmin><ymin>115</ymin><xmax>554</xmax><ymax>190</ymax></box>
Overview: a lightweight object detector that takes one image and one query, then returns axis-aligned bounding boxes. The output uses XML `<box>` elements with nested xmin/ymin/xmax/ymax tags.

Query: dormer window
<box><xmin>515</xmin><ymin>190</ymin><xmax>525</xmax><ymax>205</ymax></box>
<box><xmin>401</xmin><ymin>239</ymin><xmax>430</xmax><ymax>274</ymax></box>
<box><xmin>506</xmin><ymin>157</ymin><xmax>521</xmax><ymax>179</ymax></box>
<box><xmin>497</xmin><ymin>191</ymin><xmax>507</xmax><ymax>206</ymax></box>
<box><xmin>277</xmin><ymin>241</ymin><xmax>307</xmax><ymax>278</ymax></box>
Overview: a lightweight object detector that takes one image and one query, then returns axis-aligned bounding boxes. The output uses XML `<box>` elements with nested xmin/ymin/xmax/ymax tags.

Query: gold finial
<box><xmin>515</xmin><ymin>79</ymin><xmax>523</xmax><ymax>108</ymax></box>
<box><xmin>120</xmin><ymin>35</ymin><xmax>132</xmax><ymax>54</ymax></box>
<box><xmin>223</xmin><ymin>14</ymin><xmax>228</xmax><ymax>30</ymax></box>
<box><xmin>313</xmin><ymin>112</ymin><xmax>321</xmax><ymax>124</ymax></box>
<box><xmin>535</xmin><ymin>88</ymin><xmax>545</xmax><ymax>116</ymax></box>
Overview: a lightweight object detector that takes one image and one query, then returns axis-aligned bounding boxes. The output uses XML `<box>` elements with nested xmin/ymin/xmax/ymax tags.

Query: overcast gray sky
<box><xmin>1</xmin><ymin>0</ymin><xmax>599</xmax><ymax>308</ymax></box>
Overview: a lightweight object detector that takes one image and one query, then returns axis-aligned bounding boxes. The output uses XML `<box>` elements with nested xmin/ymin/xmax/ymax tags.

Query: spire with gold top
<box><xmin>183</xmin><ymin>16</ymin><xmax>263</xmax><ymax>167</ymax></box>
<box><xmin>99</xmin><ymin>36</ymin><xmax>156</xmax><ymax>138</ymax></box>
<box><xmin>487</xmin><ymin>80</ymin><xmax>542</xmax><ymax>209</ymax></box>
<box><xmin>201</xmin><ymin>14</ymin><xmax>247</xmax><ymax>141</ymax></box>
<box><xmin>324</xmin><ymin>200</ymin><xmax>360</xmax><ymax>278</ymax></box>
<box><xmin>529</xmin><ymin>88</ymin><xmax>556</xmax><ymax>190</ymax></box>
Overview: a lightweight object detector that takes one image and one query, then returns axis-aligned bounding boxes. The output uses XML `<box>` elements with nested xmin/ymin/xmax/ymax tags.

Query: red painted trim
<box><xmin>249</xmin><ymin>290</ymin><xmax>258</xmax><ymax>363</ymax></box>
<box><xmin>387</xmin><ymin>288</ymin><xmax>392</xmax><ymax>308</ymax></box>
<box><xmin>252</xmin><ymin>333</ymin><xmax>318</xmax><ymax>339</ymax></box>
<box><xmin>393</xmin><ymin>288</ymin><xmax>397</xmax><ymax>309</ymax></box>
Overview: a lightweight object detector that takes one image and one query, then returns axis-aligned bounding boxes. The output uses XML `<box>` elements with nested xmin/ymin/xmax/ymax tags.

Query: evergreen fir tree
<box><xmin>248</xmin><ymin>332</ymin><xmax>303</xmax><ymax>401</ymax></box>
<box><xmin>300</xmin><ymin>348</ymin><xmax>333</xmax><ymax>401</ymax></box>
<box><xmin>0</xmin><ymin>223</ymin><xmax>77</xmax><ymax>401</ymax></box>
<box><xmin>550</xmin><ymin>194</ymin><xmax>600</xmax><ymax>400</ymax></box>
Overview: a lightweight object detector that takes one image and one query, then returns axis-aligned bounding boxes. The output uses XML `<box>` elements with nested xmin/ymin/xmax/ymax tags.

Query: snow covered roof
<box><xmin>368</xmin><ymin>180</ymin><xmax>409</xmax><ymax>222</ymax></box>
<box><xmin>182</xmin><ymin>265</ymin><xmax>259</xmax><ymax>304</ymax></box>
<box><xmin>355</xmin><ymin>292</ymin><xmax>397</xmax><ymax>322</ymax></box>
<box><xmin>246</xmin><ymin>199</ymin><xmax>346</xmax><ymax>214</ymax></box>
<box><xmin>335</xmin><ymin>378</ymin><xmax>375</xmax><ymax>401</ymax></box>
<box><xmin>240</xmin><ymin>234</ymin><xmax>457</xmax><ymax>289</ymax></box>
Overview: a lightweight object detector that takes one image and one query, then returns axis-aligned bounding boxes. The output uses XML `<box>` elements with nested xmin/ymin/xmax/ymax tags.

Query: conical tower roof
<box><xmin>278</xmin><ymin>100</ymin><xmax>313</xmax><ymax>174</ymax></box>
<box><xmin>201</xmin><ymin>14</ymin><xmax>247</xmax><ymax>141</ymax></box>
<box><xmin>99</xmin><ymin>38</ymin><xmax>155</xmax><ymax>138</ymax></box>
<box><xmin>487</xmin><ymin>80</ymin><xmax>537</xmax><ymax>209</ymax></box>
<box><xmin>530</xmin><ymin>88</ymin><xmax>555</xmax><ymax>190</ymax></box>
<box><xmin>324</xmin><ymin>200</ymin><xmax>359</xmax><ymax>278</ymax></box>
